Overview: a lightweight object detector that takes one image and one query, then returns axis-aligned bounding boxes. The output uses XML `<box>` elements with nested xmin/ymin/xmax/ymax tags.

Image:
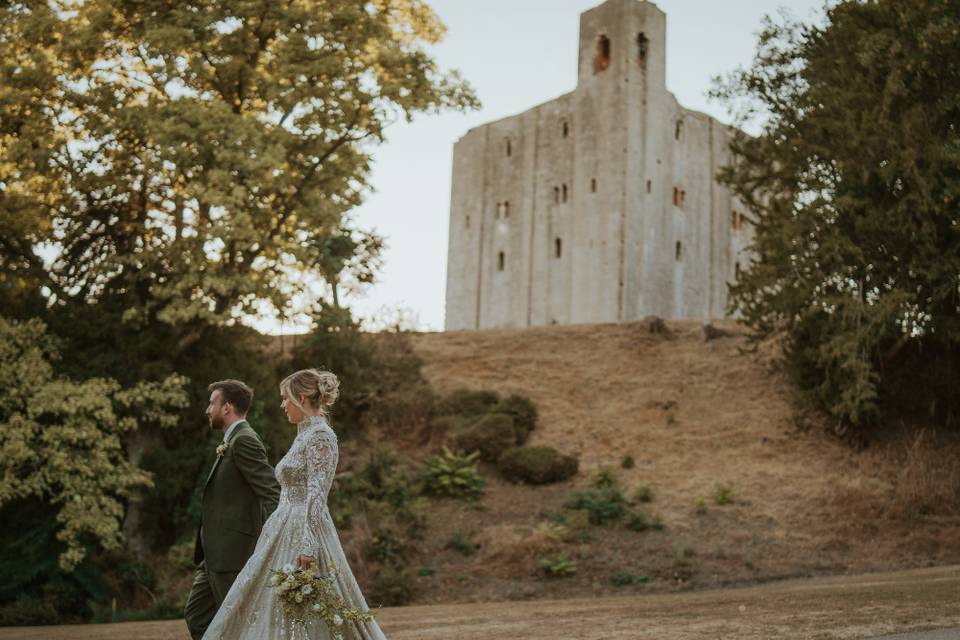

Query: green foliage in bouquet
<box><xmin>420</xmin><ymin>447</ymin><xmax>485</xmax><ymax>499</ymax></box>
<box><xmin>270</xmin><ymin>563</ymin><xmax>372</xmax><ymax>635</ymax></box>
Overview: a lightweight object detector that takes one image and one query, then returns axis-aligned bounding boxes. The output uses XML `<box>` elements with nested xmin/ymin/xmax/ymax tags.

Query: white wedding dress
<box><xmin>203</xmin><ymin>415</ymin><xmax>387</xmax><ymax>640</ymax></box>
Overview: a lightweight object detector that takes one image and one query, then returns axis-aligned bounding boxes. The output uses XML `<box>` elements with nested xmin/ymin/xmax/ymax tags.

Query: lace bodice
<box><xmin>274</xmin><ymin>415</ymin><xmax>338</xmax><ymax>556</ymax></box>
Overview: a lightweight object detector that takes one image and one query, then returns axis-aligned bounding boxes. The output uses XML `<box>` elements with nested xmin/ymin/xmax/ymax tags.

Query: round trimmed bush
<box><xmin>451</xmin><ymin>413</ymin><xmax>516</xmax><ymax>462</ymax></box>
<box><xmin>437</xmin><ymin>389</ymin><xmax>500</xmax><ymax>417</ymax></box>
<box><xmin>492</xmin><ymin>394</ymin><xmax>538</xmax><ymax>444</ymax></box>
<box><xmin>498</xmin><ymin>446</ymin><xmax>579</xmax><ymax>485</ymax></box>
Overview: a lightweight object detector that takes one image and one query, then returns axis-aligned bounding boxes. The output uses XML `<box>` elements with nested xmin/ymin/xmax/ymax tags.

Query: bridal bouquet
<box><xmin>269</xmin><ymin>562</ymin><xmax>372</xmax><ymax>635</ymax></box>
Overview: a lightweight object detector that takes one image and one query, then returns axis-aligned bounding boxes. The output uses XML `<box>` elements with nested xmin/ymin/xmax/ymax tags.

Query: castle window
<box><xmin>675</xmin><ymin>119</ymin><xmax>683</xmax><ymax>141</ymax></box>
<box><xmin>735</xmin><ymin>262</ymin><xmax>741</xmax><ymax>279</ymax></box>
<box><xmin>555</xmin><ymin>238</ymin><xmax>562</xmax><ymax>258</ymax></box>
<box><xmin>637</xmin><ymin>32</ymin><xmax>649</xmax><ymax>65</ymax></box>
<box><xmin>673</xmin><ymin>186</ymin><xmax>686</xmax><ymax>207</ymax></box>
<box><xmin>646</xmin><ymin>179</ymin><xmax>652</xmax><ymax>194</ymax></box>
<box><xmin>675</xmin><ymin>241</ymin><xmax>682</xmax><ymax>261</ymax></box>
<box><xmin>504</xmin><ymin>201</ymin><xmax>510</xmax><ymax>218</ymax></box>
<box><xmin>498</xmin><ymin>251</ymin><xmax>505</xmax><ymax>271</ymax></box>
<box><xmin>591</xmin><ymin>178</ymin><xmax>597</xmax><ymax>193</ymax></box>
<box><xmin>506</xmin><ymin>138</ymin><xmax>512</xmax><ymax>157</ymax></box>
<box><xmin>562</xmin><ymin>120</ymin><xmax>569</xmax><ymax>138</ymax></box>
<box><xmin>562</xmin><ymin>184</ymin><xmax>568</xmax><ymax>203</ymax></box>
<box><xmin>593</xmin><ymin>35</ymin><xmax>611</xmax><ymax>73</ymax></box>
<box><xmin>553</xmin><ymin>186</ymin><xmax>560</xmax><ymax>204</ymax></box>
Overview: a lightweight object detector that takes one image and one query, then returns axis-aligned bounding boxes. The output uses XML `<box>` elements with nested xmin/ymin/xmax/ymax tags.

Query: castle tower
<box><xmin>444</xmin><ymin>0</ymin><xmax>750</xmax><ymax>331</ymax></box>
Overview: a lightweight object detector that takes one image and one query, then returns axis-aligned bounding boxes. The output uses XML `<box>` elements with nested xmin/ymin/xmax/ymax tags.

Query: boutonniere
<box><xmin>216</xmin><ymin>442</ymin><xmax>229</xmax><ymax>458</ymax></box>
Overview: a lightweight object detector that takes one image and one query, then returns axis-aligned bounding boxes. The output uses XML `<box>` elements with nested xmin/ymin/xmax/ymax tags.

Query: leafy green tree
<box><xmin>0</xmin><ymin>317</ymin><xmax>188</xmax><ymax>570</ymax></box>
<box><xmin>0</xmin><ymin>0</ymin><xmax>477</xmax><ymax>349</ymax></box>
<box><xmin>712</xmin><ymin>0</ymin><xmax>960</xmax><ymax>431</ymax></box>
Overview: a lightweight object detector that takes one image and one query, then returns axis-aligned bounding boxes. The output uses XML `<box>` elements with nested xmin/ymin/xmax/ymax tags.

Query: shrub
<box><xmin>0</xmin><ymin>596</ymin><xmax>59</xmax><ymax>626</ymax></box>
<box><xmin>611</xmin><ymin>572</ymin><xmax>652</xmax><ymax>587</ymax></box>
<box><xmin>492</xmin><ymin>395</ymin><xmax>538</xmax><ymax>444</ymax></box>
<box><xmin>625</xmin><ymin>509</ymin><xmax>664</xmax><ymax>532</ymax></box>
<box><xmin>445</xmin><ymin>533</ymin><xmax>478</xmax><ymax>557</ymax></box>
<box><xmin>420</xmin><ymin>447</ymin><xmax>485</xmax><ymax>499</ymax></box>
<box><xmin>498</xmin><ymin>446</ymin><xmax>579</xmax><ymax>485</ymax></box>
<box><xmin>632</xmin><ymin>485</ymin><xmax>654</xmax><ymax>503</ymax></box>
<box><xmin>591</xmin><ymin>467</ymin><xmax>618</xmax><ymax>489</ymax></box>
<box><xmin>538</xmin><ymin>555</ymin><xmax>577</xmax><ymax>578</ymax></box>
<box><xmin>437</xmin><ymin>389</ymin><xmax>500</xmax><ymax>417</ymax></box>
<box><xmin>620</xmin><ymin>455</ymin><xmax>635</xmax><ymax>469</ymax></box>
<box><xmin>451</xmin><ymin>413</ymin><xmax>516</xmax><ymax>463</ymax></box>
<box><xmin>427</xmin><ymin>415</ymin><xmax>469</xmax><ymax>439</ymax></box>
<box><xmin>566</xmin><ymin>487</ymin><xmax>628</xmax><ymax>525</ymax></box>
<box><xmin>714</xmin><ymin>484</ymin><xmax>735</xmax><ymax>505</ymax></box>
<box><xmin>368</xmin><ymin>566</ymin><xmax>415</xmax><ymax>606</ymax></box>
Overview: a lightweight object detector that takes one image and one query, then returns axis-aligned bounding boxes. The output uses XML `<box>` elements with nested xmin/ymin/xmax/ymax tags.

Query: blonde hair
<box><xmin>280</xmin><ymin>369</ymin><xmax>340</xmax><ymax>418</ymax></box>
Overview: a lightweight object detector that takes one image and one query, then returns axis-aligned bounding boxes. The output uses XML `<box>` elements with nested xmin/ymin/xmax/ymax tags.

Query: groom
<box><xmin>184</xmin><ymin>379</ymin><xmax>281</xmax><ymax>640</ymax></box>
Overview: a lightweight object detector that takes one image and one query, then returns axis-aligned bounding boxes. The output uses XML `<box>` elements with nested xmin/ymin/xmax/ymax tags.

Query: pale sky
<box><xmin>258</xmin><ymin>0</ymin><xmax>826</xmax><ymax>335</ymax></box>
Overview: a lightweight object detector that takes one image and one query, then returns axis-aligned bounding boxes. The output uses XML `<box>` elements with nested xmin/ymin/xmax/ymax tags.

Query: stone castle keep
<box><xmin>444</xmin><ymin>0</ymin><xmax>752</xmax><ymax>331</ymax></box>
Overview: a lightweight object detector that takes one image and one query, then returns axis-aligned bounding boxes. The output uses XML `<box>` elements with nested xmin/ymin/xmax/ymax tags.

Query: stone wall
<box><xmin>445</xmin><ymin>0</ymin><xmax>752</xmax><ymax>330</ymax></box>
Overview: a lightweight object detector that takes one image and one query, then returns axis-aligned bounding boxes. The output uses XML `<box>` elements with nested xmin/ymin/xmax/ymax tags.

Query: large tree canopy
<box><xmin>0</xmin><ymin>0</ymin><xmax>477</xmax><ymax>335</ymax></box>
<box><xmin>713</xmin><ymin>0</ymin><xmax>960</xmax><ymax>430</ymax></box>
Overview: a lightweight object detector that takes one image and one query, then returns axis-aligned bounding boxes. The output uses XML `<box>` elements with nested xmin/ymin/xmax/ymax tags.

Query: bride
<box><xmin>203</xmin><ymin>368</ymin><xmax>387</xmax><ymax>640</ymax></box>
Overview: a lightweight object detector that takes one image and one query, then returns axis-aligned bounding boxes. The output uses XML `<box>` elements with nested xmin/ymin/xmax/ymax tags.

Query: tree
<box><xmin>0</xmin><ymin>317</ymin><xmax>189</xmax><ymax>570</ymax></box>
<box><xmin>0</xmin><ymin>0</ymin><xmax>477</xmax><ymax>350</ymax></box>
<box><xmin>712</xmin><ymin>0</ymin><xmax>960</xmax><ymax>431</ymax></box>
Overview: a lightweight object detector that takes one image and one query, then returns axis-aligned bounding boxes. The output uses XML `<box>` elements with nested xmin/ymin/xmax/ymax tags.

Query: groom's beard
<box><xmin>209</xmin><ymin>412</ymin><xmax>224</xmax><ymax>431</ymax></box>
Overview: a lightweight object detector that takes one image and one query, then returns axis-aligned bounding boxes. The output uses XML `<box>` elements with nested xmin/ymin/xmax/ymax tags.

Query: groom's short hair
<box><xmin>208</xmin><ymin>379</ymin><xmax>254</xmax><ymax>416</ymax></box>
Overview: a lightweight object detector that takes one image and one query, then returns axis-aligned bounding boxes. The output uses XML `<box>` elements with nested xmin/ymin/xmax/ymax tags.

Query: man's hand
<box><xmin>296</xmin><ymin>554</ymin><xmax>316</xmax><ymax>570</ymax></box>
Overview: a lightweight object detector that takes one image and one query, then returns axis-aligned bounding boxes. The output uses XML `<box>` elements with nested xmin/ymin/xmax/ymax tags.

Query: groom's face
<box><xmin>206</xmin><ymin>390</ymin><xmax>228</xmax><ymax>430</ymax></box>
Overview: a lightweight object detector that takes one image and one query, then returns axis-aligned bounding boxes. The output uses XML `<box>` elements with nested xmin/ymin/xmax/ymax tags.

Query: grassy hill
<box><xmin>330</xmin><ymin>319</ymin><xmax>960</xmax><ymax>605</ymax></box>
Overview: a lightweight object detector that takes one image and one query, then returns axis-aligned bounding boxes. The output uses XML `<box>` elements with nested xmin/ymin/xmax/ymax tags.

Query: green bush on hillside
<box><xmin>451</xmin><ymin>413</ymin><xmax>516</xmax><ymax>462</ymax></box>
<box><xmin>498</xmin><ymin>446</ymin><xmax>578</xmax><ymax>485</ymax></box>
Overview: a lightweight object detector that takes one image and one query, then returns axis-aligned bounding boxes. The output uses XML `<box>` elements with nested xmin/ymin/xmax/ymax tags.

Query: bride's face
<box><xmin>280</xmin><ymin>390</ymin><xmax>306</xmax><ymax>424</ymax></box>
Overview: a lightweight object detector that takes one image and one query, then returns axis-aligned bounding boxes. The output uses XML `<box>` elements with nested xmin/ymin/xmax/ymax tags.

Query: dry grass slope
<box><xmin>391</xmin><ymin>320</ymin><xmax>960</xmax><ymax>603</ymax></box>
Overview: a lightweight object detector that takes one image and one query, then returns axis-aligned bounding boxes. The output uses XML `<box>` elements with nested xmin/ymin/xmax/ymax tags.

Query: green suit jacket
<box><xmin>193</xmin><ymin>421</ymin><xmax>281</xmax><ymax>572</ymax></box>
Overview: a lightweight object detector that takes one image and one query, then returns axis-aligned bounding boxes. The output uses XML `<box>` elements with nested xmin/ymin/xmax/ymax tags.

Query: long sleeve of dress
<box><xmin>300</xmin><ymin>427</ymin><xmax>339</xmax><ymax>557</ymax></box>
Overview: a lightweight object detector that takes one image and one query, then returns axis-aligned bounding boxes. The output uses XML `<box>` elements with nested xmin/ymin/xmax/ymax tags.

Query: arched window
<box><xmin>503</xmin><ymin>201</ymin><xmax>510</xmax><ymax>218</ymax></box>
<box><xmin>593</xmin><ymin>35</ymin><xmax>611</xmax><ymax>73</ymax></box>
<box><xmin>646</xmin><ymin>179</ymin><xmax>652</xmax><ymax>194</ymax></box>
<box><xmin>562</xmin><ymin>120</ymin><xmax>569</xmax><ymax>138</ymax></box>
<box><xmin>591</xmin><ymin>178</ymin><xmax>597</xmax><ymax>193</ymax></box>
<box><xmin>553</xmin><ymin>186</ymin><xmax>560</xmax><ymax>204</ymax></box>
<box><xmin>675</xmin><ymin>241</ymin><xmax>682</xmax><ymax>261</ymax></box>
<box><xmin>497</xmin><ymin>252</ymin><xmax>505</xmax><ymax>271</ymax></box>
<box><xmin>675</xmin><ymin>119</ymin><xmax>683</xmax><ymax>141</ymax></box>
<box><xmin>555</xmin><ymin>238</ymin><xmax>562</xmax><ymax>259</ymax></box>
<box><xmin>505</xmin><ymin>138</ymin><xmax>512</xmax><ymax>157</ymax></box>
<box><xmin>562</xmin><ymin>184</ymin><xmax>568</xmax><ymax>203</ymax></box>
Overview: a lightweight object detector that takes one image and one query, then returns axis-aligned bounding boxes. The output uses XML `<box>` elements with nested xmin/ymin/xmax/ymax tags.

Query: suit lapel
<box><xmin>203</xmin><ymin>420</ymin><xmax>249</xmax><ymax>493</ymax></box>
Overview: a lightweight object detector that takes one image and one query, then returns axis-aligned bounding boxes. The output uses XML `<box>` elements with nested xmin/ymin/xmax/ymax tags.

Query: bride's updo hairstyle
<box><xmin>280</xmin><ymin>368</ymin><xmax>340</xmax><ymax>418</ymax></box>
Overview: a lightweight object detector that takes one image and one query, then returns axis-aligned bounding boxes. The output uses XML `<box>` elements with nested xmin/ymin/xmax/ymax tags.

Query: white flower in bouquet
<box><xmin>283</xmin><ymin>563</ymin><xmax>295</xmax><ymax>573</ymax></box>
<box><xmin>301</xmin><ymin>584</ymin><xmax>313</xmax><ymax>595</ymax></box>
<box><xmin>333</xmin><ymin>614</ymin><xmax>343</xmax><ymax>627</ymax></box>
<box><xmin>312</xmin><ymin>603</ymin><xmax>321</xmax><ymax>612</ymax></box>
<box><xmin>269</xmin><ymin>574</ymin><xmax>281</xmax><ymax>587</ymax></box>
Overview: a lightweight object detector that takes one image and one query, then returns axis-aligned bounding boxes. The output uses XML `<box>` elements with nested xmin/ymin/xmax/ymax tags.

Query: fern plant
<box><xmin>420</xmin><ymin>447</ymin><xmax>485</xmax><ymax>499</ymax></box>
